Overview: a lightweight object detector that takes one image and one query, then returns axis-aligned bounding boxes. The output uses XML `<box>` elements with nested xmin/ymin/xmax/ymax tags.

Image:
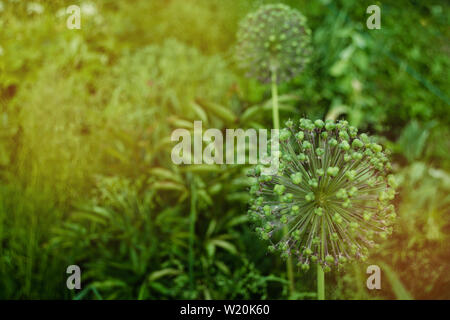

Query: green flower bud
<box><xmin>387</xmin><ymin>175</ymin><xmax>398</xmax><ymax>189</ymax></box>
<box><xmin>325</xmin><ymin>121</ymin><xmax>336</xmax><ymax>131</ymax></box>
<box><xmin>314</xmin><ymin>207</ymin><xmax>323</xmax><ymax>216</ymax></box>
<box><xmin>329</xmin><ymin>138</ymin><xmax>338</xmax><ymax>147</ymax></box>
<box><xmin>348</xmin><ymin>186</ymin><xmax>358</xmax><ymax>197</ymax></box>
<box><xmin>348</xmin><ymin>126</ymin><xmax>358</xmax><ymax>138</ymax></box>
<box><xmin>264</xmin><ymin>223</ymin><xmax>273</xmax><ymax>231</ymax></box>
<box><xmin>344</xmin><ymin>153</ymin><xmax>352</xmax><ymax>162</ymax></box>
<box><xmin>349</xmin><ymin>222</ymin><xmax>359</xmax><ymax>229</ymax></box>
<box><xmin>295</xmin><ymin>131</ymin><xmax>305</xmax><ymax>141</ymax></box>
<box><xmin>327</xmin><ymin>167</ymin><xmax>339</xmax><ymax>177</ymax></box>
<box><xmin>274</xmin><ymin>184</ymin><xmax>286</xmax><ymax>195</ymax></box>
<box><xmin>336</xmin><ymin>120</ymin><xmax>349</xmax><ymax>130</ymax></box>
<box><xmin>345</xmin><ymin>170</ymin><xmax>356</xmax><ymax>181</ymax></box>
<box><xmin>342</xmin><ymin>199</ymin><xmax>352</xmax><ymax>208</ymax></box>
<box><xmin>291</xmin><ymin>205</ymin><xmax>300</xmax><ymax>215</ymax></box>
<box><xmin>299</xmin><ymin>118</ymin><xmax>315</xmax><ymax>130</ymax></box>
<box><xmin>325</xmin><ymin>255</ymin><xmax>335</xmax><ymax>264</ymax></box>
<box><xmin>336</xmin><ymin>188</ymin><xmax>348</xmax><ymax>199</ymax></box>
<box><xmin>314</xmin><ymin>119</ymin><xmax>324</xmax><ymax>129</ymax></box>
<box><xmin>290</xmin><ymin>172</ymin><xmax>303</xmax><ymax>184</ymax></box>
<box><xmin>302</xmin><ymin>141</ymin><xmax>312</xmax><ymax>150</ymax></box>
<box><xmin>281</xmin><ymin>193</ymin><xmax>294</xmax><ymax>202</ymax></box>
<box><xmin>370</xmin><ymin>143</ymin><xmax>383</xmax><ymax>153</ymax></box>
<box><xmin>363</xmin><ymin>211</ymin><xmax>372</xmax><ymax>221</ymax></box>
<box><xmin>316</xmin><ymin>148</ymin><xmax>325</xmax><ymax>157</ymax></box>
<box><xmin>352</xmin><ymin>138</ymin><xmax>364</xmax><ymax>149</ymax></box>
<box><xmin>360</xmin><ymin>133</ymin><xmax>370</xmax><ymax>143</ymax></box>
<box><xmin>280</xmin><ymin>128</ymin><xmax>291</xmax><ymax>141</ymax></box>
<box><xmin>333</xmin><ymin>213</ymin><xmax>343</xmax><ymax>224</ymax></box>
<box><xmin>339</xmin><ymin>130</ymin><xmax>350</xmax><ymax>141</ymax></box>
<box><xmin>338</xmin><ymin>256</ymin><xmax>347</xmax><ymax>264</ymax></box>
<box><xmin>339</xmin><ymin>141</ymin><xmax>350</xmax><ymax>151</ymax></box>
<box><xmin>308</xmin><ymin>178</ymin><xmax>318</xmax><ymax>188</ymax></box>
<box><xmin>352</xmin><ymin>152</ymin><xmax>363</xmax><ymax>161</ymax></box>
<box><xmin>305</xmin><ymin>192</ymin><xmax>315</xmax><ymax>202</ymax></box>
<box><xmin>297</xmin><ymin>153</ymin><xmax>306</xmax><ymax>161</ymax></box>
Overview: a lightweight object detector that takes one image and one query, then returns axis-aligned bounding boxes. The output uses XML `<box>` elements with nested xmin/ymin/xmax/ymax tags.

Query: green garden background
<box><xmin>0</xmin><ymin>0</ymin><xmax>449</xmax><ymax>299</ymax></box>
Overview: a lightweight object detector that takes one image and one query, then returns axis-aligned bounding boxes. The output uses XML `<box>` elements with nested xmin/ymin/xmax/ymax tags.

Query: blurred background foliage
<box><xmin>0</xmin><ymin>0</ymin><xmax>448</xmax><ymax>299</ymax></box>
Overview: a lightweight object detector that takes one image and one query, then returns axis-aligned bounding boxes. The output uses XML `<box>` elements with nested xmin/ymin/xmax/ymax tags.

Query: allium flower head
<box><xmin>247</xmin><ymin>119</ymin><xmax>397</xmax><ymax>271</ymax></box>
<box><xmin>235</xmin><ymin>4</ymin><xmax>312</xmax><ymax>83</ymax></box>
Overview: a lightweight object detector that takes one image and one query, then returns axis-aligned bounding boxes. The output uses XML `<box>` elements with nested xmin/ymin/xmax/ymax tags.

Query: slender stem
<box><xmin>317</xmin><ymin>264</ymin><xmax>325</xmax><ymax>300</ymax></box>
<box><xmin>286</xmin><ymin>252</ymin><xmax>295</xmax><ymax>296</ymax></box>
<box><xmin>188</xmin><ymin>175</ymin><xmax>197</xmax><ymax>291</ymax></box>
<box><xmin>271</xmin><ymin>69</ymin><xmax>294</xmax><ymax>296</ymax></box>
<box><xmin>271</xmin><ymin>69</ymin><xmax>280</xmax><ymax>130</ymax></box>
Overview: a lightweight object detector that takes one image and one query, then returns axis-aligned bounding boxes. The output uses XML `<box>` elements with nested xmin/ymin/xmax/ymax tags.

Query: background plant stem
<box><xmin>271</xmin><ymin>70</ymin><xmax>280</xmax><ymax>130</ymax></box>
<box><xmin>188</xmin><ymin>174</ymin><xmax>197</xmax><ymax>291</ymax></box>
<box><xmin>317</xmin><ymin>264</ymin><xmax>325</xmax><ymax>300</ymax></box>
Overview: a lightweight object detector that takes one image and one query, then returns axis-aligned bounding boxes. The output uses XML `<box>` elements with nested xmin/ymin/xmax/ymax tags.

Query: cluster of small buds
<box><xmin>247</xmin><ymin>119</ymin><xmax>397</xmax><ymax>271</ymax></box>
<box><xmin>235</xmin><ymin>4</ymin><xmax>312</xmax><ymax>83</ymax></box>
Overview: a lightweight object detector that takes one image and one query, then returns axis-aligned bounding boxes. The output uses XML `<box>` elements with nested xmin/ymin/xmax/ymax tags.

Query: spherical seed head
<box><xmin>235</xmin><ymin>4</ymin><xmax>312</xmax><ymax>83</ymax></box>
<box><xmin>247</xmin><ymin>119</ymin><xmax>397</xmax><ymax>270</ymax></box>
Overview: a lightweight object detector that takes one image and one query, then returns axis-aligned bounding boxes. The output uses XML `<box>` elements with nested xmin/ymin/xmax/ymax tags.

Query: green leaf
<box><xmin>149</xmin><ymin>167</ymin><xmax>183</xmax><ymax>183</ymax></box>
<box><xmin>148</xmin><ymin>268</ymin><xmax>181</xmax><ymax>282</ymax></box>
<box><xmin>152</xmin><ymin>181</ymin><xmax>186</xmax><ymax>192</ymax></box>
<box><xmin>209</xmin><ymin>239</ymin><xmax>237</xmax><ymax>255</ymax></box>
<box><xmin>379</xmin><ymin>262</ymin><xmax>414</xmax><ymax>300</ymax></box>
<box><xmin>198</xmin><ymin>99</ymin><xmax>237</xmax><ymax>123</ymax></box>
<box><xmin>189</xmin><ymin>101</ymin><xmax>208</xmax><ymax>123</ymax></box>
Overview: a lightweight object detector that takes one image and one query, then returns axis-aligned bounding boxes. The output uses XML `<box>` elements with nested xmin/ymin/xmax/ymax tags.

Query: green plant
<box><xmin>235</xmin><ymin>3</ymin><xmax>312</xmax><ymax>85</ymax></box>
<box><xmin>0</xmin><ymin>0</ymin><xmax>448</xmax><ymax>300</ymax></box>
<box><xmin>333</xmin><ymin>161</ymin><xmax>450</xmax><ymax>300</ymax></box>
<box><xmin>247</xmin><ymin>118</ymin><xmax>397</xmax><ymax>299</ymax></box>
<box><xmin>235</xmin><ymin>3</ymin><xmax>312</xmax><ymax>129</ymax></box>
<box><xmin>236</xmin><ymin>4</ymin><xmax>312</xmax><ymax>296</ymax></box>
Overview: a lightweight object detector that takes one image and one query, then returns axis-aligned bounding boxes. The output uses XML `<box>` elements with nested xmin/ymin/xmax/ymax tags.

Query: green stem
<box><xmin>188</xmin><ymin>175</ymin><xmax>197</xmax><ymax>291</ymax></box>
<box><xmin>271</xmin><ymin>69</ymin><xmax>280</xmax><ymax>130</ymax></box>
<box><xmin>286</xmin><ymin>252</ymin><xmax>295</xmax><ymax>296</ymax></box>
<box><xmin>317</xmin><ymin>264</ymin><xmax>325</xmax><ymax>300</ymax></box>
<box><xmin>271</xmin><ymin>69</ymin><xmax>294</xmax><ymax>296</ymax></box>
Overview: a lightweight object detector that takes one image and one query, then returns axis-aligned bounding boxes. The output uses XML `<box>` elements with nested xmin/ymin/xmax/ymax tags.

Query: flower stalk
<box><xmin>317</xmin><ymin>264</ymin><xmax>325</xmax><ymax>300</ymax></box>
